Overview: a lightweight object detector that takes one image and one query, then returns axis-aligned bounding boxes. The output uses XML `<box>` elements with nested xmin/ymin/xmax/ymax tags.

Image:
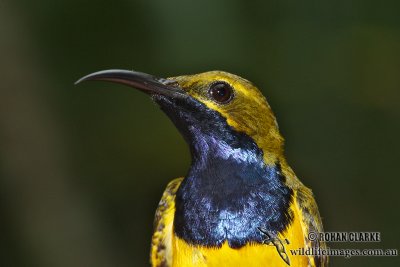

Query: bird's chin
<box><xmin>151</xmin><ymin>94</ymin><xmax>180</xmax><ymax>115</ymax></box>
<box><xmin>151</xmin><ymin>93</ymin><xmax>203</xmax><ymax>147</ymax></box>
<box><xmin>151</xmin><ymin>94</ymin><xmax>173</xmax><ymax>106</ymax></box>
<box><xmin>151</xmin><ymin>94</ymin><xmax>186</xmax><ymax>126</ymax></box>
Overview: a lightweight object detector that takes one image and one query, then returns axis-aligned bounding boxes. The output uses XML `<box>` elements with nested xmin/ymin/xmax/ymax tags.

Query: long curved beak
<box><xmin>75</xmin><ymin>69</ymin><xmax>186</xmax><ymax>98</ymax></box>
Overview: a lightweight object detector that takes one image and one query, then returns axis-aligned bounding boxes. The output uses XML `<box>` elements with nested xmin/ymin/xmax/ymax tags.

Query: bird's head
<box><xmin>76</xmin><ymin>70</ymin><xmax>284</xmax><ymax>165</ymax></box>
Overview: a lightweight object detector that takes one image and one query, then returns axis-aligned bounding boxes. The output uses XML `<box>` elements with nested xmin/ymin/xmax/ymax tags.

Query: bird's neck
<box><xmin>188</xmin><ymin>131</ymin><xmax>264</xmax><ymax>171</ymax></box>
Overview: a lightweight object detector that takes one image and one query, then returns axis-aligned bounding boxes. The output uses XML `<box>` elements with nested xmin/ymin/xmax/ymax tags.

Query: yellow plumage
<box><xmin>150</xmin><ymin>72</ymin><xmax>328</xmax><ymax>267</ymax></box>
<box><xmin>76</xmin><ymin>69</ymin><xmax>327</xmax><ymax>267</ymax></box>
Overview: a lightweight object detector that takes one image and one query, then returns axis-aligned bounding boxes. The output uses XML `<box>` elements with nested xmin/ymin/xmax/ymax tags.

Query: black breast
<box><xmin>174</xmin><ymin>157</ymin><xmax>294</xmax><ymax>248</ymax></box>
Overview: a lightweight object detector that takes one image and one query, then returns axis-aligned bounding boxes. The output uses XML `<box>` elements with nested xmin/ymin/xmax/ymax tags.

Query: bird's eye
<box><xmin>208</xmin><ymin>81</ymin><xmax>234</xmax><ymax>104</ymax></box>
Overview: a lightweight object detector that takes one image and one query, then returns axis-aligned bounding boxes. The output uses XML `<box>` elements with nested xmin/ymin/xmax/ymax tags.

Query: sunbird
<box><xmin>76</xmin><ymin>70</ymin><xmax>328</xmax><ymax>267</ymax></box>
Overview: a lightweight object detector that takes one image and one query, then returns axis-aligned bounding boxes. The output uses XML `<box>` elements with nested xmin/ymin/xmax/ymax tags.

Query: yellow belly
<box><xmin>171</xmin><ymin>207</ymin><xmax>308</xmax><ymax>267</ymax></box>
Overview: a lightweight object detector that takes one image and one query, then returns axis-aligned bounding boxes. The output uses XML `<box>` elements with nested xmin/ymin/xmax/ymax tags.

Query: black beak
<box><xmin>75</xmin><ymin>69</ymin><xmax>186</xmax><ymax>98</ymax></box>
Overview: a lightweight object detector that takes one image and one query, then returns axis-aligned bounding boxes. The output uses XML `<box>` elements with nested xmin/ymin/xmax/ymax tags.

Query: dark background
<box><xmin>1</xmin><ymin>1</ymin><xmax>399</xmax><ymax>266</ymax></box>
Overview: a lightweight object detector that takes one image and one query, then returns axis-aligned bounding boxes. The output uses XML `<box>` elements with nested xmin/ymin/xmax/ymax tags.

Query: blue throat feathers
<box><xmin>153</xmin><ymin>94</ymin><xmax>294</xmax><ymax>248</ymax></box>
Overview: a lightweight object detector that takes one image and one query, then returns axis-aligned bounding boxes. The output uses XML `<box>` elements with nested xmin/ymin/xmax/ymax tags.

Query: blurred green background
<box><xmin>1</xmin><ymin>0</ymin><xmax>399</xmax><ymax>266</ymax></box>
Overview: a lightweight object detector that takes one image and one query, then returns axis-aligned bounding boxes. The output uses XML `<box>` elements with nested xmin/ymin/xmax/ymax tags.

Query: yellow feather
<box><xmin>152</xmin><ymin>180</ymin><xmax>326</xmax><ymax>266</ymax></box>
<box><xmin>150</xmin><ymin>71</ymin><xmax>327</xmax><ymax>266</ymax></box>
<box><xmin>171</xmin><ymin>202</ymin><xmax>309</xmax><ymax>267</ymax></box>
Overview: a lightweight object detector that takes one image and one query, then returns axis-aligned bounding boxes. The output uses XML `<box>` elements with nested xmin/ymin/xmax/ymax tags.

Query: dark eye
<box><xmin>208</xmin><ymin>81</ymin><xmax>234</xmax><ymax>104</ymax></box>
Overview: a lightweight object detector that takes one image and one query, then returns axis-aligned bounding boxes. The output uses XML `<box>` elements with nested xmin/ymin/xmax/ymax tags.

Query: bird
<box><xmin>76</xmin><ymin>69</ymin><xmax>328</xmax><ymax>267</ymax></box>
